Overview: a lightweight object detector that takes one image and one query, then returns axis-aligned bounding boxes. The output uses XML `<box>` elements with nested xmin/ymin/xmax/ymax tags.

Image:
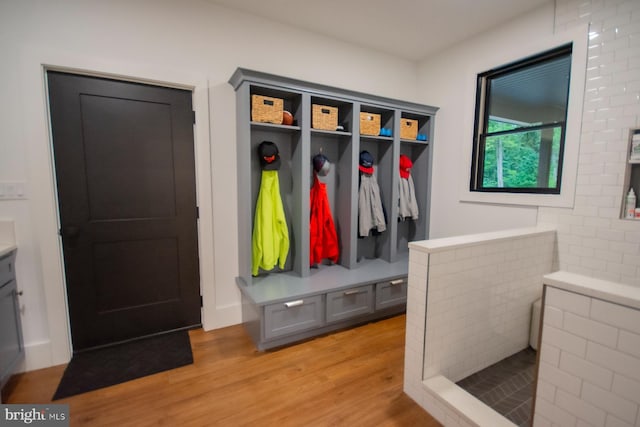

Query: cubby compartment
<box><xmin>249</xmin><ymin>127</ymin><xmax>301</xmax><ymax>276</ymax></box>
<box><xmin>396</xmin><ymin>140</ymin><xmax>431</xmax><ymax>257</ymax></box>
<box><xmin>311</xmin><ymin>96</ymin><xmax>354</xmax><ymax>133</ymax></box>
<box><xmin>250</xmin><ymin>86</ymin><xmax>302</xmax><ymax>128</ymax></box>
<box><xmin>400</xmin><ymin>112</ymin><xmax>431</xmax><ymax>143</ymax></box>
<box><xmin>357</xmin><ymin>137</ymin><xmax>393</xmax><ymax>264</ymax></box>
<box><xmin>309</xmin><ymin>132</ymin><xmax>354</xmax><ymax>269</ymax></box>
<box><xmin>360</xmin><ymin>105</ymin><xmax>394</xmax><ymax>138</ymax></box>
<box><xmin>230</xmin><ymin>68</ymin><xmax>438</xmax><ymax>350</ymax></box>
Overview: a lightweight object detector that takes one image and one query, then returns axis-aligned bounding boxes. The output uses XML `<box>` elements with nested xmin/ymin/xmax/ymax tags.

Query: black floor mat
<box><xmin>53</xmin><ymin>330</ymin><xmax>193</xmax><ymax>400</ymax></box>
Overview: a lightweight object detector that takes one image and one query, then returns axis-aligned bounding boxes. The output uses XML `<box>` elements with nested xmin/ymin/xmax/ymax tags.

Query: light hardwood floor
<box><xmin>5</xmin><ymin>314</ymin><xmax>441</xmax><ymax>426</ymax></box>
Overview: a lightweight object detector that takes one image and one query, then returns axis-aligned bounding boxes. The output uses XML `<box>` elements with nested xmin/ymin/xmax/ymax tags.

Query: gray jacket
<box><xmin>358</xmin><ymin>173</ymin><xmax>386</xmax><ymax>237</ymax></box>
<box><xmin>398</xmin><ymin>175</ymin><xmax>419</xmax><ymax>221</ymax></box>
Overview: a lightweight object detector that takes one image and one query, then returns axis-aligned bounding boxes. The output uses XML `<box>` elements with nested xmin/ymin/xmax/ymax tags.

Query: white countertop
<box><xmin>544</xmin><ymin>270</ymin><xmax>640</xmax><ymax>310</ymax></box>
<box><xmin>0</xmin><ymin>219</ymin><xmax>17</xmax><ymax>257</ymax></box>
<box><xmin>408</xmin><ymin>225</ymin><xmax>557</xmax><ymax>253</ymax></box>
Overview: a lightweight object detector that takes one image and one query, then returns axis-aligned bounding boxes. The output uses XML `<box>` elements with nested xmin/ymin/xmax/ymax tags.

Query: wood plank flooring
<box><xmin>5</xmin><ymin>314</ymin><xmax>441</xmax><ymax>427</ymax></box>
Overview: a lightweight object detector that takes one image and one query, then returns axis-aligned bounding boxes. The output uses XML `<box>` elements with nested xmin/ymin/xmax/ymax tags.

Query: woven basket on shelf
<box><xmin>360</xmin><ymin>112</ymin><xmax>381</xmax><ymax>136</ymax></box>
<box><xmin>400</xmin><ymin>118</ymin><xmax>418</xmax><ymax>140</ymax></box>
<box><xmin>312</xmin><ymin>104</ymin><xmax>338</xmax><ymax>130</ymax></box>
<box><xmin>251</xmin><ymin>95</ymin><xmax>284</xmax><ymax>124</ymax></box>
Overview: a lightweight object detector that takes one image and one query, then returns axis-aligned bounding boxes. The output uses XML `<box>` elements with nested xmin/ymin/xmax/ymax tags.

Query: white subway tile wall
<box><xmin>423</xmin><ymin>232</ymin><xmax>556</xmax><ymax>383</ymax></box>
<box><xmin>404</xmin><ymin>230</ymin><xmax>554</xmax><ymax>427</ymax></box>
<box><xmin>538</xmin><ymin>0</ymin><xmax>640</xmax><ymax>287</ymax></box>
<box><xmin>534</xmin><ymin>285</ymin><xmax>640</xmax><ymax>427</ymax></box>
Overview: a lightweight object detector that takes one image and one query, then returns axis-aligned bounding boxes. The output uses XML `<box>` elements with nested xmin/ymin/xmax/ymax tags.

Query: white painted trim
<box><xmin>211</xmin><ymin>302</ymin><xmax>242</xmax><ymax>329</ymax></box>
<box><xmin>20</xmin><ymin>46</ymin><xmax>215</xmax><ymax>367</ymax></box>
<box><xmin>459</xmin><ymin>24</ymin><xmax>589</xmax><ymax>208</ymax></box>
<box><xmin>21</xmin><ymin>340</ymin><xmax>54</xmax><ymax>372</ymax></box>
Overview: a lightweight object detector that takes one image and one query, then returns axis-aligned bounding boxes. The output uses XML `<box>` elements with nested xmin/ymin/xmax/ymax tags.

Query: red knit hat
<box><xmin>399</xmin><ymin>154</ymin><xmax>413</xmax><ymax>179</ymax></box>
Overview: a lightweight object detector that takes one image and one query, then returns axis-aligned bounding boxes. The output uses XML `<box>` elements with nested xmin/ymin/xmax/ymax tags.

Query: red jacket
<box><xmin>310</xmin><ymin>173</ymin><xmax>339</xmax><ymax>265</ymax></box>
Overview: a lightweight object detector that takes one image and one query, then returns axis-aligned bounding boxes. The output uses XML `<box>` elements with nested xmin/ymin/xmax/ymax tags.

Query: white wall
<box><xmin>0</xmin><ymin>0</ymin><xmax>419</xmax><ymax>369</ymax></box>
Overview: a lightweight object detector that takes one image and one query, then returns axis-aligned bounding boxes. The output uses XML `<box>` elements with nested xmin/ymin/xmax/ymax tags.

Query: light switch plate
<box><xmin>0</xmin><ymin>182</ymin><xmax>28</xmax><ymax>200</ymax></box>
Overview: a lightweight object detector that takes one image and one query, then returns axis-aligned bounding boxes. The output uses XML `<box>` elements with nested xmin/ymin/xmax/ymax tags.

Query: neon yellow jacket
<box><xmin>252</xmin><ymin>170</ymin><xmax>290</xmax><ymax>276</ymax></box>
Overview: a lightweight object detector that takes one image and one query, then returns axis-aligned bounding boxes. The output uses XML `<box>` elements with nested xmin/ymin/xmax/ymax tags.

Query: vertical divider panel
<box><xmin>345</xmin><ymin>106</ymin><xmax>358</xmax><ymax>269</ymax></box>
<box><xmin>236</xmin><ymin>82</ymin><xmax>252</xmax><ymax>285</ymax></box>
<box><xmin>376</xmin><ymin>125</ymin><xmax>393</xmax><ymax>263</ymax></box>
<box><xmin>293</xmin><ymin>93</ymin><xmax>311</xmax><ymax>277</ymax></box>
<box><xmin>388</xmin><ymin>110</ymin><xmax>402</xmax><ymax>263</ymax></box>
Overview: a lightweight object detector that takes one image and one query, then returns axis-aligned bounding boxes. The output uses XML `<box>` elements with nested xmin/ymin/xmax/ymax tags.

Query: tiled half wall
<box><xmin>404</xmin><ymin>226</ymin><xmax>557</xmax><ymax>426</ymax></box>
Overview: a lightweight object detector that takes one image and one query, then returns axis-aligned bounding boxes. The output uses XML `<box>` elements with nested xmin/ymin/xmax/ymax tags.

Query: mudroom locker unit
<box><xmin>229</xmin><ymin>68</ymin><xmax>437</xmax><ymax>350</ymax></box>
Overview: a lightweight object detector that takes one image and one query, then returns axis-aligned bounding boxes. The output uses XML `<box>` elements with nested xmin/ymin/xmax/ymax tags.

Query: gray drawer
<box><xmin>264</xmin><ymin>295</ymin><xmax>324</xmax><ymax>340</ymax></box>
<box><xmin>0</xmin><ymin>254</ymin><xmax>14</xmax><ymax>287</ymax></box>
<box><xmin>326</xmin><ymin>284</ymin><xmax>373</xmax><ymax>323</ymax></box>
<box><xmin>375</xmin><ymin>278</ymin><xmax>407</xmax><ymax>310</ymax></box>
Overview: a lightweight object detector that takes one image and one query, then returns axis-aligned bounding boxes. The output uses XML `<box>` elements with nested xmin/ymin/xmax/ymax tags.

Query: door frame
<box><xmin>22</xmin><ymin>49</ymin><xmax>215</xmax><ymax>366</ymax></box>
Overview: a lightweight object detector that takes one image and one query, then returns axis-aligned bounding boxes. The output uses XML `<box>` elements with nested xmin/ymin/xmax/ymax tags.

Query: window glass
<box><xmin>471</xmin><ymin>44</ymin><xmax>572</xmax><ymax>194</ymax></box>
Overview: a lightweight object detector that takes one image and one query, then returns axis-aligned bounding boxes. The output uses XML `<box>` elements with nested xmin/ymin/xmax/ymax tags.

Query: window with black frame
<box><xmin>471</xmin><ymin>44</ymin><xmax>572</xmax><ymax>194</ymax></box>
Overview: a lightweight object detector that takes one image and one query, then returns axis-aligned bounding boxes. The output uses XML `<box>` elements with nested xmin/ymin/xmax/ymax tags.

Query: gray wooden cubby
<box><xmin>229</xmin><ymin>68</ymin><xmax>438</xmax><ymax>350</ymax></box>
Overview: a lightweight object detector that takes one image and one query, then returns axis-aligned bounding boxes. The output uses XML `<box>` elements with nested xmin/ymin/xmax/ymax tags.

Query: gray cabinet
<box><xmin>0</xmin><ymin>250</ymin><xmax>23</xmax><ymax>399</ymax></box>
<box><xmin>375</xmin><ymin>279</ymin><xmax>408</xmax><ymax>310</ymax></box>
<box><xmin>326</xmin><ymin>285</ymin><xmax>374</xmax><ymax>323</ymax></box>
<box><xmin>264</xmin><ymin>296</ymin><xmax>323</xmax><ymax>340</ymax></box>
<box><xmin>229</xmin><ymin>68</ymin><xmax>437</xmax><ymax>350</ymax></box>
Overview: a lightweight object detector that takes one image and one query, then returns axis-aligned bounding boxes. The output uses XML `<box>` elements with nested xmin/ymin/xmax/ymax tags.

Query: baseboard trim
<box><xmin>22</xmin><ymin>340</ymin><xmax>56</xmax><ymax>372</ymax></box>
<box><xmin>208</xmin><ymin>303</ymin><xmax>242</xmax><ymax>330</ymax></box>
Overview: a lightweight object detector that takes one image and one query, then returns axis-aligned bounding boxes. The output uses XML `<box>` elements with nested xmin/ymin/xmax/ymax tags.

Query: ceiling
<box><xmin>207</xmin><ymin>0</ymin><xmax>551</xmax><ymax>61</ymax></box>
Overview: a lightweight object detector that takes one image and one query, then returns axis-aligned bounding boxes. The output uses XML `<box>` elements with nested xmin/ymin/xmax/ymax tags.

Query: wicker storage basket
<box><xmin>312</xmin><ymin>105</ymin><xmax>338</xmax><ymax>130</ymax></box>
<box><xmin>400</xmin><ymin>118</ymin><xmax>418</xmax><ymax>140</ymax></box>
<box><xmin>251</xmin><ymin>95</ymin><xmax>284</xmax><ymax>124</ymax></box>
<box><xmin>360</xmin><ymin>112</ymin><xmax>381</xmax><ymax>136</ymax></box>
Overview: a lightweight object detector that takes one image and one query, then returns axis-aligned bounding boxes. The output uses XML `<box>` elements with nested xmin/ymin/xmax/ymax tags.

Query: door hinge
<box><xmin>192</xmin><ymin>110</ymin><xmax>196</xmax><ymax>124</ymax></box>
<box><xmin>196</xmin><ymin>206</ymin><xmax>199</xmax><ymax>219</ymax></box>
<box><xmin>200</xmin><ymin>295</ymin><xmax>203</xmax><ymax>307</ymax></box>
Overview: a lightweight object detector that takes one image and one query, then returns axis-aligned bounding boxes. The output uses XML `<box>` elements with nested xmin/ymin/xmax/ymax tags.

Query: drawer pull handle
<box><xmin>343</xmin><ymin>289</ymin><xmax>362</xmax><ymax>296</ymax></box>
<box><xmin>284</xmin><ymin>300</ymin><xmax>304</xmax><ymax>308</ymax></box>
<box><xmin>390</xmin><ymin>279</ymin><xmax>405</xmax><ymax>286</ymax></box>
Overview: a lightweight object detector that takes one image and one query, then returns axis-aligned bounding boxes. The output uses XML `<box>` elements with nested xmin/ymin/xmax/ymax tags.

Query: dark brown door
<box><xmin>47</xmin><ymin>71</ymin><xmax>201</xmax><ymax>351</ymax></box>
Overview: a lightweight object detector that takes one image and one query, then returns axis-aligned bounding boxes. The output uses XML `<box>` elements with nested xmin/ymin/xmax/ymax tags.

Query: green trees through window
<box><xmin>482</xmin><ymin>120</ymin><xmax>562</xmax><ymax>189</ymax></box>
